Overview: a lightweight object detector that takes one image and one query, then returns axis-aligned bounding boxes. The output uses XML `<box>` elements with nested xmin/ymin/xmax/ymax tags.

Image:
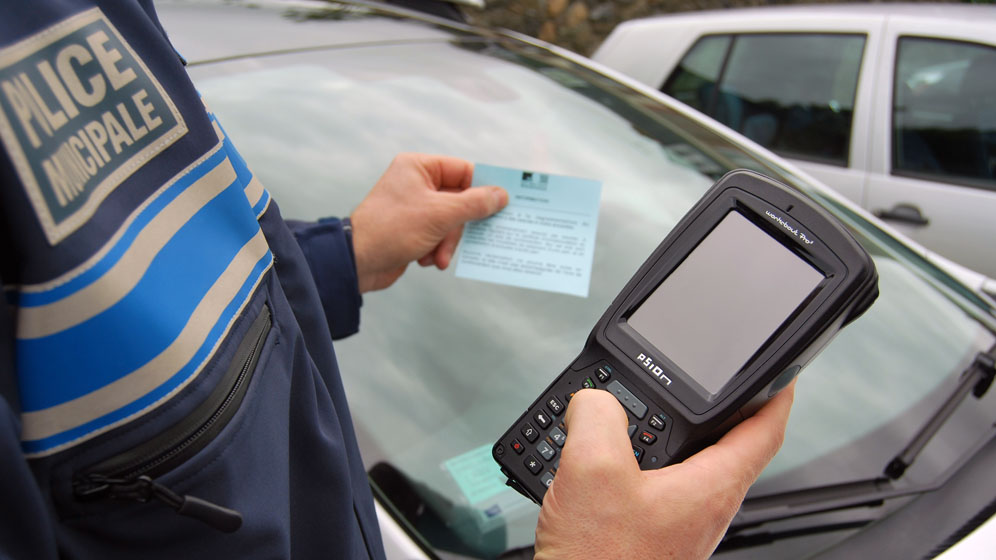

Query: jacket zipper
<box><xmin>72</xmin><ymin>304</ymin><xmax>272</xmax><ymax>533</ymax></box>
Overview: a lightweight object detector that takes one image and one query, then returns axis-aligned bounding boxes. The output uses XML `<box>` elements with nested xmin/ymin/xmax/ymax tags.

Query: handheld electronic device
<box><xmin>493</xmin><ymin>170</ymin><xmax>879</xmax><ymax>504</ymax></box>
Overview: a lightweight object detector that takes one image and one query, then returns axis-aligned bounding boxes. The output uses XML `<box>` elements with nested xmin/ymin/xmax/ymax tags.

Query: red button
<box><xmin>511</xmin><ymin>439</ymin><xmax>524</xmax><ymax>454</ymax></box>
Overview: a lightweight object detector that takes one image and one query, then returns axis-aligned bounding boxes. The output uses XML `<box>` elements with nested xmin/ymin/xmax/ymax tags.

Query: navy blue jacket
<box><xmin>0</xmin><ymin>1</ymin><xmax>384</xmax><ymax>557</ymax></box>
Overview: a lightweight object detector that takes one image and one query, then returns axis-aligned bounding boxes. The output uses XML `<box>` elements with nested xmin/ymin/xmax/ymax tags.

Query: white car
<box><xmin>593</xmin><ymin>4</ymin><xmax>996</xmax><ymax>279</ymax></box>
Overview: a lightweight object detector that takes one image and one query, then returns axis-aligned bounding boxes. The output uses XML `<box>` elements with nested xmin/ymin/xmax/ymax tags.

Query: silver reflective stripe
<box><xmin>17</xmin><ymin>158</ymin><xmax>237</xmax><ymax>339</ymax></box>
<box><xmin>244</xmin><ymin>176</ymin><xmax>265</xmax><ymax>208</ymax></box>
<box><xmin>21</xmin><ymin>229</ymin><xmax>272</xmax><ymax>451</ymax></box>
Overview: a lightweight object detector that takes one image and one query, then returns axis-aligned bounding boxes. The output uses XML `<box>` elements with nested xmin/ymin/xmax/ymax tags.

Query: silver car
<box><xmin>593</xmin><ymin>4</ymin><xmax>996</xmax><ymax>280</ymax></box>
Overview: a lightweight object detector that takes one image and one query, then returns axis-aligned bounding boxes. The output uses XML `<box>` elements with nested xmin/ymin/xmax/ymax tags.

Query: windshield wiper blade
<box><xmin>726</xmin><ymin>345</ymin><xmax>996</xmax><ymax>541</ymax></box>
<box><xmin>730</xmin><ymin>476</ymin><xmax>894</xmax><ymax>530</ymax></box>
<box><xmin>719</xmin><ymin>520</ymin><xmax>873</xmax><ymax>552</ymax></box>
<box><xmin>884</xmin><ymin>346</ymin><xmax>996</xmax><ymax>479</ymax></box>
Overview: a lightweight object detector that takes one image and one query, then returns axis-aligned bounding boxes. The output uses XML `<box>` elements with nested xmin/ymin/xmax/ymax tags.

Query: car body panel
<box><xmin>937</xmin><ymin>513</ymin><xmax>996</xmax><ymax>560</ymax></box>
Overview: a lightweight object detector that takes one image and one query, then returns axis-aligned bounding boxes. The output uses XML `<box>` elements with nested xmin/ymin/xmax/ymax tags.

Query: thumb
<box><xmin>423</xmin><ymin>186</ymin><xmax>508</xmax><ymax>271</ymax></box>
<box><xmin>560</xmin><ymin>389</ymin><xmax>634</xmax><ymax>469</ymax></box>
<box><xmin>442</xmin><ymin>186</ymin><xmax>508</xmax><ymax>225</ymax></box>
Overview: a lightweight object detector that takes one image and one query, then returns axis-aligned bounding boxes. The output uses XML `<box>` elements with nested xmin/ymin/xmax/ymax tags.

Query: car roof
<box><xmin>621</xmin><ymin>3</ymin><xmax>996</xmax><ymax>26</ymax></box>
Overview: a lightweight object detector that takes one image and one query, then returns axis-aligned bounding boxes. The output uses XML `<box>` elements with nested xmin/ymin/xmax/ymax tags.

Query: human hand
<box><xmin>534</xmin><ymin>384</ymin><xmax>795</xmax><ymax>559</ymax></box>
<box><xmin>349</xmin><ymin>153</ymin><xmax>508</xmax><ymax>293</ymax></box>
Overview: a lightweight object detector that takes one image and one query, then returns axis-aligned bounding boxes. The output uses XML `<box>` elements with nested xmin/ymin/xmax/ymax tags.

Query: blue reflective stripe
<box><xmin>11</xmin><ymin>147</ymin><xmax>229</xmax><ymax>308</ymax></box>
<box><xmin>17</xmin><ymin>180</ymin><xmax>260</xmax><ymax>411</ymax></box>
<box><xmin>223</xmin><ymin>131</ymin><xmax>252</xmax><ymax>187</ymax></box>
<box><xmin>215</xmin><ymin>120</ymin><xmax>269</xmax><ymax>218</ymax></box>
<box><xmin>253</xmin><ymin>188</ymin><xmax>271</xmax><ymax>217</ymax></box>
<box><xmin>20</xmin><ymin>250</ymin><xmax>273</xmax><ymax>454</ymax></box>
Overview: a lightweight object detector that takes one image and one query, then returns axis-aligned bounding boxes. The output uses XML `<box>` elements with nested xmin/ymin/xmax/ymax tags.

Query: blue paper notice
<box><xmin>456</xmin><ymin>164</ymin><xmax>602</xmax><ymax>297</ymax></box>
<box><xmin>444</xmin><ymin>443</ymin><xmax>508</xmax><ymax>505</ymax></box>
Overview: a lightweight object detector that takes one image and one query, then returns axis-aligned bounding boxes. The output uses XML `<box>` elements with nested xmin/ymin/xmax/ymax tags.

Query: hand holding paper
<box><xmin>350</xmin><ymin>154</ymin><xmax>509</xmax><ymax>292</ymax></box>
<box><xmin>455</xmin><ymin>164</ymin><xmax>602</xmax><ymax>297</ymax></box>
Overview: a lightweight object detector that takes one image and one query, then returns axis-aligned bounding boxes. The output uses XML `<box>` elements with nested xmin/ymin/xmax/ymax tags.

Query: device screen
<box><xmin>628</xmin><ymin>211</ymin><xmax>824</xmax><ymax>395</ymax></box>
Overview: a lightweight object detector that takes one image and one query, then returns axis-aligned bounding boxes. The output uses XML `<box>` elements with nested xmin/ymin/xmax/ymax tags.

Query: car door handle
<box><xmin>874</xmin><ymin>203</ymin><xmax>930</xmax><ymax>226</ymax></box>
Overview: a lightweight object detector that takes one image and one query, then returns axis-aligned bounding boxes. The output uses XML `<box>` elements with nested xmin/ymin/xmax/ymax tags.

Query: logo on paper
<box><xmin>0</xmin><ymin>8</ymin><xmax>187</xmax><ymax>244</ymax></box>
<box><xmin>520</xmin><ymin>171</ymin><xmax>549</xmax><ymax>190</ymax></box>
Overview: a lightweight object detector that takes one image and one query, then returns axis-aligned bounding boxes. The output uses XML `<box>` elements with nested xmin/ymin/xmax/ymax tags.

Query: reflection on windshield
<box><xmin>190</xmin><ymin>33</ymin><xmax>994</xmax><ymax>558</ymax></box>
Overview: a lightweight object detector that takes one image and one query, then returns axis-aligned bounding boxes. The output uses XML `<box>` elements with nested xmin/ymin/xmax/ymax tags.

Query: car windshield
<box><xmin>180</xmin><ymin>4</ymin><xmax>996</xmax><ymax>557</ymax></box>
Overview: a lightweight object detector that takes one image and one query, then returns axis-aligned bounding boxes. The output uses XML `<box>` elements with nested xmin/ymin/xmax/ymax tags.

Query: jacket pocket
<box><xmin>71</xmin><ymin>304</ymin><xmax>272</xmax><ymax>533</ymax></box>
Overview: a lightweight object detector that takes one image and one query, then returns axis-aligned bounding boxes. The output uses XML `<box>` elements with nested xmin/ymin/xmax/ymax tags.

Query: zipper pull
<box><xmin>75</xmin><ymin>475</ymin><xmax>243</xmax><ymax>533</ymax></box>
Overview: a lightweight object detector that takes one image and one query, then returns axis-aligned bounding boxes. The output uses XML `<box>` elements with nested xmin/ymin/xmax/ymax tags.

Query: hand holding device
<box><xmin>534</xmin><ymin>385</ymin><xmax>794</xmax><ymax>559</ymax></box>
<box><xmin>493</xmin><ymin>170</ymin><xmax>878</xmax><ymax>504</ymax></box>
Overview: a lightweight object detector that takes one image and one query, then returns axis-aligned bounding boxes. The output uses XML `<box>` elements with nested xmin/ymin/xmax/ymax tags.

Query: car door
<box><xmin>864</xmin><ymin>15</ymin><xmax>996</xmax><ymax>278</ymax></box>
<box><xmin>654</xmin><ymin>20</ymin><xmax>882</xmax><ymax>209</ymax></box>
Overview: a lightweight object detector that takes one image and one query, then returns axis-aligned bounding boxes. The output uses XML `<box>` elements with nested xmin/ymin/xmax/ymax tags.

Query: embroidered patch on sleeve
<box><xmin>0</xmin><ymin>7</ymin><xmax>187</xmax><ymax>244</ymax></box>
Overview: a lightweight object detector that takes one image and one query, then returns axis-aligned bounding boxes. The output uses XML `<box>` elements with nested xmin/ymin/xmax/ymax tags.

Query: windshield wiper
<box><xmin>885</xmin><ymin>346</ymin><xmax>995</xmax><ymax>479</ymax></box>
<box><xmin>719</xmin><ymin>520</ymin><xmax>874</xmax><ymax>552</ymax></box>
<box><xmin>723</xmin><ymin>345</ymin><xmax>996</xmax><ymax>546</ymax></box>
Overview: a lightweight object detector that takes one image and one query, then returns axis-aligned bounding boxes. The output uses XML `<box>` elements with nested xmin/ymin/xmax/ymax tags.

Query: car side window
<box><xmin>893</xmin><ymin>37</ymin><xmax>996</xmax><ymax>190</ymax></box>
<box><xmin>661</xmin><ymin>35</ymin><xmax>731</xmax><ymax>112</ymax></box>
<box><xmin>663</xmin><ymin>33</ymin><xmax>865</xmax><ymax>167</ymax></box>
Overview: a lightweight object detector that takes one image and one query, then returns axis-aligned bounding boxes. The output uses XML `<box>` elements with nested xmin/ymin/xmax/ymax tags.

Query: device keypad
<box><xmin>549</xmin><ymin>427</ymin><xmax>567</xmax><ymax>447</ymax></box>
<box><xmin>504</xmin><ymin>360</ymin><xmax>673</xmax><ymax>496</ymax></box>
<box><xmin>521</xmin><ymin>423</ymin><xmax>539</xmax><ymax>442</ymax></box>
<box><xmin>539</xmin><ymin>471</ymin><xmax>555</xmax><ymax>488</ymax></box>
<box><xmin>536</xmin><ymin>440</ymin><xmax>556</xmax><ymax>461</ymax></box>
<box><xmin>606</xmin><ymin>379</ymin><xmax>648</xmax><ymax>419</ymax></box>
<box><xmin>546</xmin><ymin>396</ymin><xmax>565</xmax><ymax>416</ymax></box>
